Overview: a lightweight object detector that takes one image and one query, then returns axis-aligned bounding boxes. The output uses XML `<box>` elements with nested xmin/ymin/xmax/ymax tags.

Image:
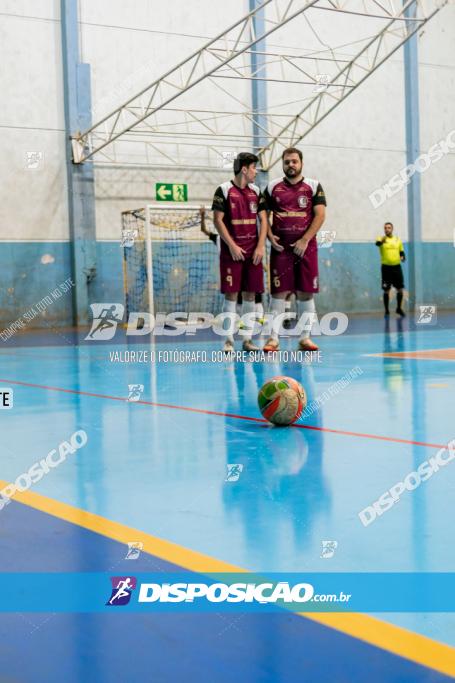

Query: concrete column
<box><xmin>250</xmin><ymin>0</ymin><xmax>269</xmax><ymax>188</ymax></box>
<box><xmin>61</xmin><ymin>0</ymin><xmax>97</xmax><ymax>325</ymax></box>
<box><xmin>403</xmin><ymin>1</ymin><xmax>423</xmax><ymax>311</ymax></box>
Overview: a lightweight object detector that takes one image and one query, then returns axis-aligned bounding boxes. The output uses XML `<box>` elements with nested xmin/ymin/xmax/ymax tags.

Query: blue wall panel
<box><xmin>0</xmin><ymin>242</ymin><xmax>453</xmax><ymax>327</ymax></box>
<box><xmin>0</xmin><ymin>242</ymin><xmax>72</xmax><ymax>326</ymax></box>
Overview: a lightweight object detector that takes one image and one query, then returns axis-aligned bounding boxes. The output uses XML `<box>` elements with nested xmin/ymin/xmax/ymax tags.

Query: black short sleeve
<box><xmin>313</xmin><ymin>183</ymin><xmax>327</xmax><ymax>207</ymax></box>
<box><xmin>263</xmin><ymin>187</ymin><xmax>273</xmax><ymax>211</ymax></box>
<box><xmin>211</xmin><ymin>186</ymin><xmax>227</xmax><ymax>213</ymax></box>
<box><xmin>257</xmin><ymin>191</ymin><xmax>267</xmax><ymax>213</ymax></box>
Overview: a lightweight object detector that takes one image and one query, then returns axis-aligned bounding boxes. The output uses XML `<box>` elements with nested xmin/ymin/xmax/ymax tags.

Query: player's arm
<box><xmin>303</xmin><ymin>204</ymin><xmax>326</xmax><ymax>242</ymax></box>
<box><xmin>375</xmin><ymin>236</ymin><xmax>386</xmax><ymax>246</ymax></box>
<box><xmin>263</xmin><ymin>187</ymin><xmax>283</xmax><ymax>252</ymax></box>
<box><xmin>199</xmin><ymin>206</ymin><xmax>218</xmax><ymax>245</ymax></box>
<box><xmin>213</xmin><ymin>211</ymin><xmax>245</xmax><ymax>261</ymax></box>
<box><xmin>252</xmin><ymin>195</ymin><xmax>269</xmax><ymax>265</ymax></box>
<box><xmin>398</xmin><ymin>238</ymin><xmax>406</xmax><ymax>261</ymax></box>
<box><xmin>291</xmin><ymin>183</ymin><xmax>326</xmax><ymax>256</ymax></box>
<box><xmin>292</xmin><ymin>205</ymin><xmax>326</xmax><ymax>257</ymax></box>
<box><xmin>211</xmin><ymin>188</ymin><xmax>245</xmax><ymax>261</ymax></box>
<box><xmin>199</xmin><ymin>206</ymin><xmax>210</xmax><ymax>237</ymax></box>
<box><xmin>212</xmin><ymin>211</ymin><xmax>233</xmax><ymax>246</ymax></box>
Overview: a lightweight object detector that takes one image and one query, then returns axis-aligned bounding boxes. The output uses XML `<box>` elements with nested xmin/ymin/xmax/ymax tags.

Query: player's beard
<box><xmin>284</xmin><ymin>166</ymin><xmax>302</xmax><ymax>179</ymax></box>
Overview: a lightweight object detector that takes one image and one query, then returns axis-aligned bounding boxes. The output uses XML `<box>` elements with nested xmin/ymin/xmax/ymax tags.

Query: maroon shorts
<box><xmin>220</xmin><ymin>254</ymin><xmax>264</xmax><ymax>294</ymax></box>
<box><xmin>270</xmin><ymin>239</ymin><xmax>319</xmax><ymax>294</ymax></box>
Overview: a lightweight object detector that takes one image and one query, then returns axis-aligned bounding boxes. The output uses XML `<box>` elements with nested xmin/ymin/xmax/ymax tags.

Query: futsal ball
<box><xmin>258</xmin><ymin>376</ymin><xmax>306</xmax><ymax>426</ymax></box>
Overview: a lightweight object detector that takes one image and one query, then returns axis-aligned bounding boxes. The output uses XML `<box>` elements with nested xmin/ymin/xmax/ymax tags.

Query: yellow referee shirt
<box><xmin>376</xmin><ymin>235</ymin><xmax>404</xmax><ymax>266</ymax></box>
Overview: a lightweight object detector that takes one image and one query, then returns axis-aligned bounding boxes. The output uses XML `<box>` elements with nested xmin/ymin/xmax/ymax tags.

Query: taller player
<box><xmin>263</xmin><ymin>147</ymin><xmax>327</xmax><ymax>352</ymax></box>
<box><xmin>212</xmin><ymin>153</ymin><xmax>268</xmax><ymax>353</ymax></box>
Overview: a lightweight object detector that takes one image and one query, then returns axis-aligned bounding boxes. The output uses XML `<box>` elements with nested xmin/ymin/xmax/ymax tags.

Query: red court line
<box><xmin>1</xmin><ymin>377</ymin><xmax>447</xmax><ymax>451</ymax></box>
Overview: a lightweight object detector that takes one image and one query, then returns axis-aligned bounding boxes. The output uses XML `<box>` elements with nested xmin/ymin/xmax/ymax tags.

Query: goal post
<box><xmin>144</xmin><ymin>204</ymin><xmax>154</xmax><ymax>323</ymax></box>
<box><xmin>121</xmin><ymin>203</ymin><xmax>223</xmax><ymax>319</ymax></box>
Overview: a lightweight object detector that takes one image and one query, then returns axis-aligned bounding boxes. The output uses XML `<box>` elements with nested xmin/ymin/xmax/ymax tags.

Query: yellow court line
<box><xmin>2</xmin><ymin>481</ymin><xmax>455</xmax><ymax>679</ymax></box>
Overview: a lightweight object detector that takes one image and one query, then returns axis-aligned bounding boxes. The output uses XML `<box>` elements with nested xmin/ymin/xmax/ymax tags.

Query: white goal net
<box><xmin>121</xmin><ymin>204</ymin><xmax>223</xmax><ymax>317</ymax></box>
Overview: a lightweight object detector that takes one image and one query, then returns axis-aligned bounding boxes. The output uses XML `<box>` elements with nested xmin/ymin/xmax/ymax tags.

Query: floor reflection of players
<box><xmin>89</xmin><ymin>305</ymin><xmax>123</xmax><ymax>339</ymax></box>
<box><xmin>382</xmin><ymin>317</ymin><xmax>407</xmax><ymax>406</ymax></box>
<box><xmin>222</xmin><ymin>358</ymin><xmax>331</xmax><ymax>564</ymax></box>
<box><xmin>383</xmin><ymin>315</ymin><xmax>406</xmax><ymax>352</ymax></box>
<box><xmin>128</xmin><ymin>384</ymin><xmax>144</xmax><ymax>401</ymax></box>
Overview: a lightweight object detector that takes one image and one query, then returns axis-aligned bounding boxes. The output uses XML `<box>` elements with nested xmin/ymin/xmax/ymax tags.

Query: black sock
<box><xmin>383</xmin><ymin>292</ymin><xmax>389</xmax><ymax>313</ymax></box>
<box><xmin>397</xmin><ymin>292</ymin><xmax>403</xmax><ymax>311</ymax></box>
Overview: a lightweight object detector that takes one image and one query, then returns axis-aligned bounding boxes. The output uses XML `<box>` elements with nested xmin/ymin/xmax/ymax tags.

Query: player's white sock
<box><xmin>255</xmin><ymin>301</ymin><xmax>265</xmax><ymax>336</ymax></box>
<box><xmin>241</xmin><ymin>299</ymin><xmax>256</xmax><ymax>341</ymax></box>
<box><xmin>255</xmin><ymin>301</ymin><xmax>264</xmax><ymax>318</ymax></box>
<box><xmin>297</xmin><ymin>298</ymin><xmax>316</xmax><ymax>341</ymax></box>
<box><xmin>222</xmin><ymin>299</ymin><xmax>237</xmax><ymax>343</ymax></box>
<box><xmin>269</xmin><ymin>298</ymin><xmax>286</xmax><ymax>340</ymax></box>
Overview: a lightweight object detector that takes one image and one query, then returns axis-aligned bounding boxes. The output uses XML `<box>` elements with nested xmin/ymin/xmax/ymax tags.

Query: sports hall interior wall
<box><xmin>0</xmin><ymin>1</ymin><xmax>454</xmax><ymax>326</ymax></box>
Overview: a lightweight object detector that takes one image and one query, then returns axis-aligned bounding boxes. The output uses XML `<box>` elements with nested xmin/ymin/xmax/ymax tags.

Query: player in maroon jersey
<box><xmin>263</xmin><ymin>147</ymin><xmax>327</xmax><ymax>352</ymax></box>
<box><xmin>212</xmin><ymin>153</ymin><xmax>268</xmax><ymax>353</ymax></box>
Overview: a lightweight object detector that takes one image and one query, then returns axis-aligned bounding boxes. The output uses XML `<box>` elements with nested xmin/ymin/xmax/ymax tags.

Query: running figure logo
<box><xmin>314</xmin><ymin>73</ymin><xmax>329</xmax><ymax>92</ymax></box>
<box><xmin>221</xmin><ymin>150</ymin><xmax>236</xmax><ymax>169</ymax></box>
<box><xmin>318</xmin><ymin>230</ymin><xmax>336</xmax><ymax>248</ymax></box>
<box><xmin>106</xmin><ymin>576</ymin><xmax>137</xmax><ymax>606</ymax></box>
<box><xmin>121</xmin><ymin>228</ymin><xmax>138</xmax><ymax>248</ymax></box>
<box><xmin>225</xmin><ymin>464</ymin><xmax>243</xmax><ymax>482</ymax></box>
<box><xmin>127</xmin><ymin>385</ymin><xmax>144</xmax><ymax>402</ymax></box>
<box><xmin>125</xmin><ymin>542</ymin><xmax>143</xmax><ymax>560</ymax></box>
<box><xmin>25</xmin><ymin>151</ymin><xmax>44</xmax><ymax>169</ymax></box>
<box><xmin>320</xmin><ymin>540</ymin><xmax>338</xmax><ymax>559</ymax></box>
<box><xmin>86</xmin><ymin>303</ymin><xmax>124</xmax><ymax>340</ymax></box>
<box><xmin>416</xmin><ymin>305</ymin><xmax>437</xmax><ymax>325</ymax></box>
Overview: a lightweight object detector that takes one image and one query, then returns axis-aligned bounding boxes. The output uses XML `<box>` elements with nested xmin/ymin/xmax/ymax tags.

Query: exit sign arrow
<box><xmin>155</xmin><ymin>183</ymin><xmax>188</xmax><ymax>202</ymax></box>
<box><xmin>156</xmin><ymin>184</ymin><xmax>172</xmax><ymax>200</ymax></box>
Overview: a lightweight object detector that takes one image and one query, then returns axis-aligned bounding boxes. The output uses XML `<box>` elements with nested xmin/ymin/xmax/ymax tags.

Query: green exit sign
<box><xmin>156</xmin><ymin>183</ymin><xmax>188</xmax><ymax>202</ymax></box>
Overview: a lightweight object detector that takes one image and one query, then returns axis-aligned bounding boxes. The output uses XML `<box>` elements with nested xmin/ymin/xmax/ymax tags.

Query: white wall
<box><xmin>0</xmin><ymin>1</ymin><xmax>453</xmax><ymax>243</ymax></box>
<box><xmin>418</xmin><ymin>8</ymin><xmax>455</xmax><ymax>241</ymax></box>
<box><xmin>262</xmin><ymin>3</ymin><xmax>455</xmax><ymax>242</ymax></box>
<box><xmin>0</xmin><ymin>0</ymin><xmax>69</xmax><ymax>241</ymax></box>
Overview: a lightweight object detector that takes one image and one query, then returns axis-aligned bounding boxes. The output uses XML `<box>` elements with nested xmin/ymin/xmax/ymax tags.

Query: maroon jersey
<box><xmin>211</xmin><ymin>181</ymin><xmax>266</xmax><ymax>258</ymax></box>
<box><xmin>264</xmin><ymin>177</ymin><xmax>326</xmax><ymax>248</ymax></box>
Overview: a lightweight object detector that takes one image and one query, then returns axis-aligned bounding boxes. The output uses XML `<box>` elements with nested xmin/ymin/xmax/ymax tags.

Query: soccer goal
<box><xmin>121</xmin><ymin>204</ymin><xmax>223</xmax><ymax>318</ymax></box>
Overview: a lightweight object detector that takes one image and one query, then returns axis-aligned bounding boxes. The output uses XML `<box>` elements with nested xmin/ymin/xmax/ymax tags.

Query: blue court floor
<box><xmin>1</xmin><ymin>314</ymin><xmax>455</xmax><ymax>682</ymax></box>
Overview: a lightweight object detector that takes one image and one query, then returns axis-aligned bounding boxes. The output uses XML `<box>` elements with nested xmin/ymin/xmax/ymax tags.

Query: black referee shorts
<box><xmin>381</xmin><ymin>264</ymin><xmax>404</xmax><ymax>291</ymax></box>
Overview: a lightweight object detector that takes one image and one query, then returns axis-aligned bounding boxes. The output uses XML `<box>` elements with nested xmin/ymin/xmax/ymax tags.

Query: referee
<box><xmin>375</xmin><ymin>222</ymin><xmax>406</xmax><ymax>318</ymax></box>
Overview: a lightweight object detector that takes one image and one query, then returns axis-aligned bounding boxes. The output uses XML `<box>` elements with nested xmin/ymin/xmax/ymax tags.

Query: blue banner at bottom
<box><xmin>0</xmin><ymin>573</ymin><xmax>454</xmax><ymax>612</ymax></box>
